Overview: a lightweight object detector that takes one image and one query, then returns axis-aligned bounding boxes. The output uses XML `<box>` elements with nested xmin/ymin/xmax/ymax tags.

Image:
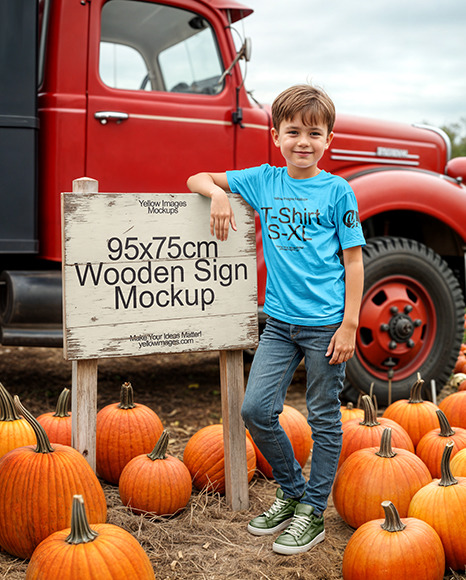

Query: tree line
<box><xmin>440</xmin><ymin>119</ymin><xmax>466</xmax><ymax>158</ymax></box>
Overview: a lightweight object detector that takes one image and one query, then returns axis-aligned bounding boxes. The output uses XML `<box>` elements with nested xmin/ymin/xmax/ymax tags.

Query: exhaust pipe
<box><xmin>0</xmin><ymin>271</ymin><xmax>63</xmax><ymax>347</ymax></box>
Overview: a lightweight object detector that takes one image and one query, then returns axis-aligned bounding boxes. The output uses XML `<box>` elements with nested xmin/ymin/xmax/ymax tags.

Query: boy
<box><xmin>187</xmin><ymin>84</ymin><xmax>365</xmax><ymax>555</ymax></box>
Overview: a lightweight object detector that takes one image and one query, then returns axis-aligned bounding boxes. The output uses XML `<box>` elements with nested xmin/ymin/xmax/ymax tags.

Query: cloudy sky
<box><xmin>235</xmin><ymin>0</ymin><xmax>465</xmax><ymax>131</ymax></box>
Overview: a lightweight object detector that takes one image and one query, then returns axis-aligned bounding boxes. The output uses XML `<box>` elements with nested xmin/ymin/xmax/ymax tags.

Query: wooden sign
<box><xmin>62</xmin><ymin>191</ymin><xmax>258</xmax><ymax>360</ymax></box>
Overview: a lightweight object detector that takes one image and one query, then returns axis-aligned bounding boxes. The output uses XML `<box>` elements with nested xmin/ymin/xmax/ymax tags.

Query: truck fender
<box><xmin>347</xmin><ymin>168</ymin><xmax>466</xmax><ymax>242</ymax></box>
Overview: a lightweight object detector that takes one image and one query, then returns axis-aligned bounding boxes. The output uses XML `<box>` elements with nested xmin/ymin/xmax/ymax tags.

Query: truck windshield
<box><xmin>99</xmin><ymin>0</ymin><xmax>224</xmax><ymax>95</ymax></box>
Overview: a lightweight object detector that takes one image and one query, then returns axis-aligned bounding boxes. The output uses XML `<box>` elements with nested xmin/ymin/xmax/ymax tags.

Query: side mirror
<box><xmin>242</xmin><ymin>37</ymin><xmax>252</xmax><ymax>62</ymax></box>
<box><xmin>217</xmin><ymin>37</ymin><xmax>252</xmax><ymax>85</ymax></box>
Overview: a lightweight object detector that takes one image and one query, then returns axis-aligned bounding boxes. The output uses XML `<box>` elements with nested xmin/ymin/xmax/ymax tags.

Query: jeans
<box><xmin>241</xmin><ymin>316</ymin><xmax>345</xmax><ymax>514</ymax></box>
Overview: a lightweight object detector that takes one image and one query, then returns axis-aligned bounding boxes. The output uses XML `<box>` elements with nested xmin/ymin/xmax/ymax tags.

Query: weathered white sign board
<box><xmin>61</xmin><ymin>191</ymin><xmax>258</xmax><ymax>360</ymax></box>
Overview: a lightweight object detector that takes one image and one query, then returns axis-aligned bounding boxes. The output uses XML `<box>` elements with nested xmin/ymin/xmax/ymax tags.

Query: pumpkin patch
<box><xmin>2</xmin><ymin>347</ymin><xmax>466</xmax><ymax>578</ymax></box>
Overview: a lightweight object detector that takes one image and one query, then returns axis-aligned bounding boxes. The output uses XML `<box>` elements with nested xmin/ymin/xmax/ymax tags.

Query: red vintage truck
<box><xmin>1</xmin><ymin>0</ymin><xmax>466</xmax><ymax>404</ymax></box>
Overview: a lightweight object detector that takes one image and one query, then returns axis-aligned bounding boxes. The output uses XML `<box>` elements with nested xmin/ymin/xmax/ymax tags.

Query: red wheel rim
<box><xmin>356</xmin><ymin>276</ymin><xmax>436</xmax><ymax>381</ymax></box>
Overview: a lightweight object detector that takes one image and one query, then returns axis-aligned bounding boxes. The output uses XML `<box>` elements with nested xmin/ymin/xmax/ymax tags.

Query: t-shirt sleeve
<box><xmin>226</xmin><ymin>165</ymin><xmax>269</xmax><ymax>211</ymax></box>
<box><xmin>334</xmin><ymin>183</ymin><xmax>366</xmax><ymax>249</ymax></box>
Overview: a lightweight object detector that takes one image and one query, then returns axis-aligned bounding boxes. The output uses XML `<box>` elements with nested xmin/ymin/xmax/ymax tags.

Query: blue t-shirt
<box><xmin>226</xmin><ymin>164</ymin><xmax>365</xmax><ymax>326</ymax></box>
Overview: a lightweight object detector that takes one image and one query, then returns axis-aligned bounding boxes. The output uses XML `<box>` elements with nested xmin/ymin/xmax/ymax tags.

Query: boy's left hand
<box><xmin>325</xmin><ymin>325</ymin><xmax>356</xmax><ymax>365</ymax></box>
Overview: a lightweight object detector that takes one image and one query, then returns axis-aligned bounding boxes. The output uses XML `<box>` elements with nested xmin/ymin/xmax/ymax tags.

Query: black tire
<box><xmin>344</xmin><ymin>237</ymin><xmax>465</xmax><ymax>405</ymax></box>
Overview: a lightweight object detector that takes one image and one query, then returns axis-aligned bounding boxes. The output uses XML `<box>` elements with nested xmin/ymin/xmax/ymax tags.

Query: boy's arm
<box><xmin>186</xmin><ymin>172</ymin><xmax>237</xmax><ymax>241</ymax></box>
<box><xmin>326</xmin><ymin>245</ymin><xmax>364</xmax><ymax>365</ymax></box>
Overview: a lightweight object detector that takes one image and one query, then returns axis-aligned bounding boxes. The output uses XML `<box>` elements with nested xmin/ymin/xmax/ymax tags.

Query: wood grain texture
<box><xmin>62</xmin><ymin>191</ymin><xmax>258</xmax><ymax>360</ymax></box>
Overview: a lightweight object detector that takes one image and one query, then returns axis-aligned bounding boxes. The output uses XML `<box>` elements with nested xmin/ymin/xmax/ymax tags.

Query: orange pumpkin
<box><xmin>37</xmin><ymin>387</ymin><xmax>72</xmax><ymax>446</ymax></box>
<box><xmin>247</xmin><ymin>404</ymin><xmax>313</xmax><ymax>479</ymax></box>
<box><xmin>96</xmin><ymin>382</ymin><xmax>164</xmax><ymax>484</ymax></box>
<box><xmin>453</xmin><ymin>353</ymin><xmax>466</xmax><ymax>374</ymax></box>
<box><xmin>415</xmin><ymin>409</ymin><xmax>466</xmax><ymax>478</ymax></box>
<box><xmin>26</xmin><ymin>495</ymin><xmax>155</xmax><ymax>579</ymax></box>
<box><xmin>340</xmin><ymin>401</ymin><xmax>364</xmax><ymax>424</ymax></box>
<box><xmin>333</xmin><ymin>427</ymin><xmax>432</xmax><ymax>528</ymax></box>
<box><xmin>450</xmin><ymin>447</ymin><xmax>466</xmax><ymax>477</ymax></box>
<box><xmin>119</xmin><ymin>430</ymin><xmax>192</xmax><ymax>516</ymax></box>
<box><xmin>339</xmin><ymin>395</ymin><xmax>414</xmax><ymax>467</ymax></box>
<box><xmin>0</xmin><ymin>382</ymin><xmax>35</xmax><ymax>458</ymax></box>
<box><xmin>408</xmin><ymin>442</ymin><xmax>466</xmax><ymax>571</ymax></box>
<box><xmin>342</xmin><ymin>501</ymin><xmax>445</xmax><ymax>580</ymax></box>
<box><xmin>439</xmin><ymin>390</ymin><xmax>466</xmax><ymax>429</ymax></box>
<box><xmin>183</xmin><ymin>424</ymin><xmax>256</xmax><ymax>494</ymax></box>
<box><xmin>382</xmin><ymin>377</ymin><xmax>439</xmax><ymax>448</ymax></box>
<box><xmin>0</xmin><ymin>397</ymin><xmax>107</xmax><ymax>559</ymax></box>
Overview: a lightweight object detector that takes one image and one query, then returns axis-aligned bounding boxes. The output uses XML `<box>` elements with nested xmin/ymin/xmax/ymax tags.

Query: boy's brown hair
<box><xmin>271</xmin><ymin>84</ymin><xmax>336</xmax><ymax>134</ymax></box>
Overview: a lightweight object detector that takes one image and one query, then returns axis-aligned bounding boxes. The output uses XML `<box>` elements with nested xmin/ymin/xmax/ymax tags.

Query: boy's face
<box><xmin>271</xmin><ymin>114</ymin><xmax>334</xmax><ymax>179</ymax></box>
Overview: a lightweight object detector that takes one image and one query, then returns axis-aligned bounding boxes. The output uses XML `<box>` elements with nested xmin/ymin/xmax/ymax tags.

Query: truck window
<box><xmin>99</xmin><ymin>0</ymin><xmax>224</xmax><ymax>95</ymax></box>
<box><xmin>100</xmin><ymin>43</ymin><xmax>149</xmax><ymax>90</ymax></box>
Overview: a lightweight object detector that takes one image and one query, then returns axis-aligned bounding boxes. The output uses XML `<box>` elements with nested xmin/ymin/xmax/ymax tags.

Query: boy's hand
<box><xmin>210</xmin><ymin>190</ymin><xmax>237</xmax><ymax>241</ymax></box>
<box><xmin>325</xmin><ymin>324</ymin><xmax>356</xmax><ymax>365</ymax></box>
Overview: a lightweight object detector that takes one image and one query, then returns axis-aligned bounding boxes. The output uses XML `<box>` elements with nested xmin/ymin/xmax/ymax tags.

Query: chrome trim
<box><xmin>330</xmin><ymin>155</ymin><xmax>419</xmax><ymax>166</ymax></box>
<box><xmin>131</xmin><ymin>113</ymin><xmax>232</xmax><ymax>126</ymax></box>
<box><xmin>242</xmin><ymin>123</ymin><xmax>269</xmax><ymax>131</ymax></box>
<box><xmin>331</xmin><ymin>148</ymin><xmax>419</xmax><ymax>160</ymax></box>
<box><xmin>412</xmin><ymin>123</ymin><xmax>452</xmax><ymax>163</ymax></box>
<box><xmin>95</xmin><ymin>111</ymin><xmax>129</xmax><ymax>125</ymax></box>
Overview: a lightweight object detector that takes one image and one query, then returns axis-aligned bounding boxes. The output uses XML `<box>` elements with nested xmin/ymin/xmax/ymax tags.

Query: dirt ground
<box><xmin>0</xmin><ymin>345</ymin><xmax>464</xmax><ymax>579</ymax></box>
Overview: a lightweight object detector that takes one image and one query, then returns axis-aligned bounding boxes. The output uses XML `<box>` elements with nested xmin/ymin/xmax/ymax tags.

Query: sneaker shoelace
<box><xmin>283</xmin><ymin>514</ymin><xmax>311</xmax><ymax>539</ymax></box>
<box><xmin>263</xmin><ymin>497</ymin><xmax>288</xmax><ymax>517</ymax></box>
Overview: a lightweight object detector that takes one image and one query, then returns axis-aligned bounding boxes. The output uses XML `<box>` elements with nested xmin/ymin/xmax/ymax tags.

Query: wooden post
<box><xmin>71</xmin><ymin>359</ymin><xmax>98</xmax><ymax>470</ymax></box>
<box><xmin>70</xmin><ymin>177</ymin><xmax>99</xmax><ymax>471</ymax></box>
<box><xmin>219</xmin><ymin>349</ymin><xmax>249</xmax><ymax>510</ymax></box>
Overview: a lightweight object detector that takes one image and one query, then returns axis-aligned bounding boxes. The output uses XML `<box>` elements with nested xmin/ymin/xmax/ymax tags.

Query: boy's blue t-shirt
<box><xmin>226</xmin><ymin>164</ymin><xmax>365</xmax><ymax>326</ymax></box>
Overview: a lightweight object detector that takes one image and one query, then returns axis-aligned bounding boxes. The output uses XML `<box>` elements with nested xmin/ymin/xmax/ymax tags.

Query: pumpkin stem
<box><xmin>407</xmin><ymin>378</ymin><xmax>425</xmax><ymax>404</ymax></box>
<box><xmin>66</xmin><ymin>495</ymin><xmax>99</xmax><ymax>544</ymax></box>
<box><xmin>147</xmin><ymin>430</ymin><xmax>170</xmax><ymax>461</ymax></box>
<box><xmin>53</xmin><ymin>387</ymin><xmax>71</xmax><ymax>418</ymax></box>
<box><xmin>438</xmin><ymin>441</ymin><xmax>458</xmax><ymax>487</ymax></box>
<box><xmin>360</xmin><ymin>395</ymin><xmax>380</xmax><ymax>427</ymax></box>
<box><xmin>436</xmin><ymin>409</ymin><xmax>455</xmax><ymax>437</ymax></box>
<box><xmin>375</xmin><ymin>428</ymin><xmax>397</xmax><ymax>458</ymax></box>
<box><xmin>13</xmin><ymin>395</ymin><xmax>54</xmax><ymax>454</ymax></box>
<box><xmin>118</xmin><ymin>382</ymin><xmax>136</xmax><ymax>410</ymax></box>
<box><xmin>380</xmin><ymin>501</ymin><xmax>406</xmax><ymax>532</ymax></box>
<box><xmin>345</xmin><ymin>402</ymin><xmax>355</xmax><ymax>410</ymax></box>
<box><xmin>0</xmin><ymin>382</ymin><xmax>21</xmax><ymax>421</ymax></box>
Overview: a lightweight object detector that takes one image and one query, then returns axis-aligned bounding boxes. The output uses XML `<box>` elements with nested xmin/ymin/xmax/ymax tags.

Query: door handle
<box><xmin>94</xmin><ymin>111</ymin><xmax>129</xmax><ymax>125</ymax></box>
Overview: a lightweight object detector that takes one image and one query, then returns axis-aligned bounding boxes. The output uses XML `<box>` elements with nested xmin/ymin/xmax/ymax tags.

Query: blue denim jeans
<box><xmin>241</xmin><ymin>317</ymin><xmax>345</xmax><ymax>514</ymax></box>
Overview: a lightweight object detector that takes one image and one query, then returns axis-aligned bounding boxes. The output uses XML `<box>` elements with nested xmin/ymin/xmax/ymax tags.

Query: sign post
<box><xmin>62</xmin><ymin>178</ymin><xmax>258</xmax><ymax>510</ymax></box>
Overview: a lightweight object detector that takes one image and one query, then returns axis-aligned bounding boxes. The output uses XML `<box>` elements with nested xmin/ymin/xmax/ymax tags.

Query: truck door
<box><xmin>86</xmin><ymin>0</ymin><xmax>236</xmax><ymax>193</ymax></box>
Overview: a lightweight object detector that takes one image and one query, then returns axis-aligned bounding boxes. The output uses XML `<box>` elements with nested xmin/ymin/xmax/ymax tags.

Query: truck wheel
<box><xmin>344</xmin><ymin>237</ymin><xmax>465</xmax><ymax>405</ymax></box>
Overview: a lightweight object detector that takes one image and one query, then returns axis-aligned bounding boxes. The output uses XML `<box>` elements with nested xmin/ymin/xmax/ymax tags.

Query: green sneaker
<box><xmin>272</xmin><ymin>503</ymin><xmax>325</xmax><ymax>555</ymax></box>
<box><xmin>247</xmin><ymin>488</ymin><xmax>300</xmax><ymax>536</ymax></box>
